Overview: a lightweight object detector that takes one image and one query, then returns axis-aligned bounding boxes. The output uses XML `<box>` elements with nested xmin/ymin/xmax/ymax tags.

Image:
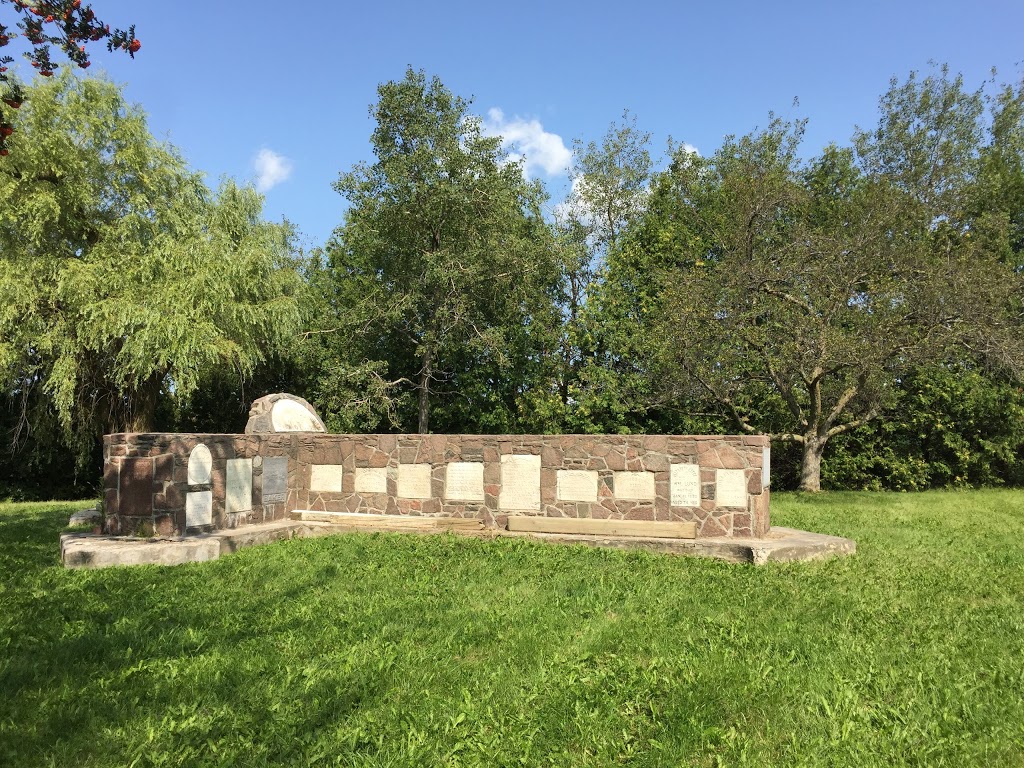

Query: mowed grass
<box><xmin>1</xmin><ymin>492</ymin><xmax>1023</xmax><ymax>767</ymax></box>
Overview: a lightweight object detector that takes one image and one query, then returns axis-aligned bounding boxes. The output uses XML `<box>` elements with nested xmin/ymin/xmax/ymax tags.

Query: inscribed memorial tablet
<box><xmin>613</xmin><ymin>471</ymin><xmax>656</xmax><ymax>500</ymax></box>
<box><xmin>762</xmin><ymin>446</ymin><xmax>771</xmax><ymax>487</ymax></box>
<box><xmin>557</xmin><ymin>470</ymin><xmax>599</xmax><ymax>502</ymax></box>
<box><xmin>499</xmin><ymin>454</ymin><xmax>541</xmax><ymax>510</ymax></box>
<box><xmin>226</xmin><ymin>458</ymin><xmax>252</xmax><ymax>514</ymax></box>
<box><xmin>262</xmin><ymin>457</ymin><xmax>288</xmax><ymax>502</ymax></box>
<box><xmin>716</xmin><ymin>469</ymin><xmax>747</xmax><ymax>508</ymax></box>
<box><xmin>445</xmin><ymin>462</ymin><xmax>485</xmax><ymax>501</ymax></box>
<box><xmin>355</xmin><ymin>467</ymin><xmax>388</xmax><ymax>494</ymax></box>
<box><xmin>186</xmin><ymin>491</ymin><xmax>213</xmax><ymax>527</ymax></box>
<box><xmin>187</xmin><ymin>444</ymin><xmax>212</xmax><ymax>485</ymax></box>
<box><xmin>310</xmin><ymin>464</ymin><xmax>343</xmax><ymax>493</ymax></box>
<box><xmin>397</xmin><ymin>464</ymin><xmax>432</xmax><ymax>499</ymax></box>
<box><xmin>670</xmin><ymin>463</ymin><xmax>700</xmax><ymax>507</ymax></box>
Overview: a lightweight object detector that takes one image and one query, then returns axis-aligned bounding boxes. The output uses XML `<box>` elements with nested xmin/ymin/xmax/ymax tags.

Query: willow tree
<box><xmin>0</xmin><ymin>73</ymin><xmax>302</xmax><ymax>455</ymax></box>
<box><xmin>323</xmin><ymin>68</ymin><xmax>558</xmax><ymax>434</ymax></box>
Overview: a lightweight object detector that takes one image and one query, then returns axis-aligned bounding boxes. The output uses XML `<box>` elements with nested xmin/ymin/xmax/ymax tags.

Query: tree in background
<box><xmin>1</xmin><ymin>0</ymin><xmax>138</xmax><ymax>155</ymax></box>
<box><xmin>974</xmin><ymin>79</ymin><xmax>1024</xmax><ymax>271</ymax></box>
<box><xmin>316</xmin><ymin>68</ymin><xmax>559</xmax><ymax>434</ymax></box>
<box><xmin>821</xmin><ymin>365</ymin><xmax>1024</xmax><ymax>490</ymax></box>
<box><xmin>0</xmin><ymin>73</ymin><xmax>303</xmax><ymax>461</ymax></box>
<box><xmin>542</xmin><ymin>114</ymin><xmax>658</xmax><ymax>432</ymax></box>
<box><xmin>648</xmin><ymin>85</ymin><xmax>1022</xmax><ymax>490</ymax></box>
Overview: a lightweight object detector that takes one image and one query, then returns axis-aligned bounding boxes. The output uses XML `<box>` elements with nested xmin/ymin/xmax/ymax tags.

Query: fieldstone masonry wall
<box><xmin>102</xmin><ymin>433</ymin><xmax>771</xmax><ymax>539</ymax></box>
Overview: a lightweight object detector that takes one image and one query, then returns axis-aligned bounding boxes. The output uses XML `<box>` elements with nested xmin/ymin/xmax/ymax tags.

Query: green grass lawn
<box><xmin>1</xmin><ymin>492</ymin><xmax>1023</xmax><ymax>767</ymax></box>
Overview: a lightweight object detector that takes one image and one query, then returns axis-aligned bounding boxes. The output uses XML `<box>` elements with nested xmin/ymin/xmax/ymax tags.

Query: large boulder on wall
<box><xmin>245</xmin><ymin>393</ymin><xmax>327</xmax><ymax>434</ymax></box>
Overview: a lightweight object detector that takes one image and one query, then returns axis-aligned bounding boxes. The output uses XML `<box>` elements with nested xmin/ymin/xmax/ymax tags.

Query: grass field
<box><xmin>1</xmin><ymin>491</ymin><xmax>1023</xmax><ymax>767</ymax></box>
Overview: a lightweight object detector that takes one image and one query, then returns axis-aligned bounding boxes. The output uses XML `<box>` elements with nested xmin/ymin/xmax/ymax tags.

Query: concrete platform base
<box><xmin>60</xmin><ymin>521</ymin><xmax>334</xmax><ymax>569</ymax></box>
<box><xmin>61</xmin><ymin>520</ymin><xmax>854</xmax><ymax>569</ymax></box>
<box><xmin>503</xmin><ymin>526</ymin><xmax>856</xmax><ymax>564</ymax></box>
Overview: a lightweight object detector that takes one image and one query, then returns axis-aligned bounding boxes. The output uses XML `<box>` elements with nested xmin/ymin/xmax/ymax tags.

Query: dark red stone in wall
<box><xmin>119</xmin><ymin>458</ymin><xmax>153</xmax><ymax>517</ymax></box>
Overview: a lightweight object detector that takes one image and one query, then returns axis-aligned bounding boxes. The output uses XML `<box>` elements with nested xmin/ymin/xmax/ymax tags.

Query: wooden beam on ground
<box><xmin>291</xmin><ymin>511</ymin><xmax>483</xmax><ymax>530</ymax></box>
<box><xmin>506</xmin><ymin>516</ymin><xmax>697</xmax><ymax>539</ymax></box>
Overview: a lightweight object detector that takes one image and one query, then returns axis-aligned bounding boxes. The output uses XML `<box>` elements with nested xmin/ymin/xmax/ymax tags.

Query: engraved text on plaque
<box><xmin>716</xmin><ymin>468</ymin><xmax>747</xmax><ymax>507</ymax></box>
<box><xmin>445</xmin><ymin>462</ymin><xmax>485</xmax><ymax>501</ymax></box>
<box><xmin>670</xmin><ymin>463</ymin><xmax>700</xmax><ymax>507</ymax></box>
<box><xmin>499</xmin><ymin>454</ymin><xmax>541</xmax><ymax>510</ymax></box>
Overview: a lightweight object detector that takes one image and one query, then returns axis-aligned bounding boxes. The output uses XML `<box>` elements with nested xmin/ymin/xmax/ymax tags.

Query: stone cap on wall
<box><xmin>245</xmin><ymin>393</ymin><xmax>327</xmax><ymax>434</ymax></box>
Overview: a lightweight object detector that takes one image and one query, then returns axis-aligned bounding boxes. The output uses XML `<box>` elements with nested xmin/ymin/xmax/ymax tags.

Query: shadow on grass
<box><xmin>0</xmin><ymin>506</ymin><xmax>72</xmax><ymax>577</ymax></box>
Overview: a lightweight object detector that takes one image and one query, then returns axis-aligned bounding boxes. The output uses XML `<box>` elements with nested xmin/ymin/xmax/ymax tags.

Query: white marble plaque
<box><xmin>762</xmin><ymin>446</ymin><xmax>771</xmax><ymax>488</ymax></box>
<box><xmin>225</xmin><ymin>458</ymin><xmax>252</xmax><ymax>514</ymax></box>
<box><xmin>557</xmin><ymin>470</ymin><xmax>599</xmax><ymax>502</ymax></box>
<box><xmin>187</xmin><ymin>444</ymin><xmax>212</xmax><ymax>485</ymax></box>
<box><xmin>499</xmin><ymin>454</ymin><xmax>541</xmax><ymax>510</ymax></box>
<box><xmin>716</xmin><ymin>469</ymin><xmax>748</xmax><ymax>508</ymax></box>
<box><xmin>271</xmin><ymin>399</ymin><xmax>323</xmax><ymax>432</ymax></box>
<box><xmin>445</xmin><ymin>462</ymin><xmax>485</xmax><ymax>501</ymax></box>
<box><xmin>397</xmin><ymin>464</ymin><xmax>432</xmax><ymax>499</ymax></box>
<box><xmin>186</xmin><ymin>490</ymin><xmax>213</xmax><ymax>527</ymax></box>
<box><xmin>310</xmin><ymin>464</ymin><xmax>343</xmax><ymax>493</ymax></box>
<box><xmin>613</xmin><ymin>471</ymin><xmax>655</xmax><ymax>500</ymax></box>
<box><xmin>354</xmin><ymin>467</ymin><xmax>388</xmax><ymax>494</ymax></box>
<box><xmin>670</xmin><ymin>463</ymin><xmax>700</xmax><ymax>507</ymax></box>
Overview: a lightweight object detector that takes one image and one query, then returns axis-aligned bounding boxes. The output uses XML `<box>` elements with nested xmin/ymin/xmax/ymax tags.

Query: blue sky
<box><xmin>10</xmin><ymin>0</ymin><xmax>1024</xmax><ymax>249</ymax></box>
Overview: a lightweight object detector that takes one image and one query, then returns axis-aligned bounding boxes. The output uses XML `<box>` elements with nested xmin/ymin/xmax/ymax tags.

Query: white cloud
<box><xmin>253</xmin><ymin>148</ymin><xmax>293</xmax><ymax>192</ymax></box>
<box><xmin>481</xmin><ymin>108</ymin><xmax>571</xmax><ymax>178</ymax></box>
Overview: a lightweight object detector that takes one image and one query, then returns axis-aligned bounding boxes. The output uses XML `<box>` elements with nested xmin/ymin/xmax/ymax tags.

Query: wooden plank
<box><xmin>291</xmin><ymin>511</ymin><xmax>482</xmax><ymax>530</ymax></box>
<box><xmin>432</xmin><ymin>517</ymin><xmax>485</xmax><ymax>529</ymax></box>
<box><xmin>506</xmin><ymin>516</ymin><xmax>697</xmax><ymax>539</ymax></box>
<box><xmin>293</xmin><ymin>511</ymin><xmax>429</xmax><ymax>528</ymax></box>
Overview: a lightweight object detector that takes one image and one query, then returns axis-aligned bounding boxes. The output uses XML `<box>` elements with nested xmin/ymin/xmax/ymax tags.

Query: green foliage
<box><xmin>640</xmin><ymin>68</ymin><xmax>1024</xmax><ymax>490</ymax></box>
<box><xmin>3</xmin><ymin>492</ymin><xmax>1024</xmax><ymax>765</ymax></box>
<box><xmin>4</xmin><ymin>64</ymin><xmax>1024</xmax><ymax>496</ymax></box>
<box><xmin>313</xmin><ymin>68</ymin><xmax>561</xmax><ymax>434</ymax></box>
<box><xmin>0</xmin><ymin>73</ymin><xmax>304</xmax><ymax>457</ymax></box>
<box><xmin>0</xmin><ymin>0</ymin><xmax>140</xmax><ymax>156</ymax></box>
<box><xmin>822</xmin><ymin>367</ymin><xmax>1024</xmax><ymax>491</ymax></box>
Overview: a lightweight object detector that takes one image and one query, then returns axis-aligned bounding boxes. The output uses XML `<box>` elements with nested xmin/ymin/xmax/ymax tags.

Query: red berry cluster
<box><xmin>1</xmin><ymin>1</ymin><xmax>139</xmax><ymax>156</ymax></box>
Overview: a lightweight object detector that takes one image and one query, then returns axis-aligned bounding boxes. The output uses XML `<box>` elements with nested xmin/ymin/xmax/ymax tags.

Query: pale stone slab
<box><xmin>613</xmin><ymin>471</ymin><xmax>656</xmax><ymax>500</ymax></box>
<box><xmin>262</xmin><ymin>457</ymin><xmax>289</xmax><ymax>502</ymax></box>
<box><xmin>762</xmin><ymin>446</ymin><xmax>771</xmax><ymax>488</ymax></box>
<box><xmin>69</xmin><ymin>508</ymin><xmax>101</xmax><ymax>526</ymax></box>
<box><xmin>557</xmin><ymin>470</ymin><xmax>598</xmax><ymax>502</ymax></box>
<box><xmin>397</xmin><ymin>464</ymin><xmax>432</xmax><ymax>499</ymax></box>
<box><xmin>226</xmin><ymin>459</ymin><xmax>252</xmax><ymax>514</ymax></box>
<box><xmin>187</xmin><ymin>444</ymin><xmax>212</xmax><ymax>485</ymax></box>
<box><xmin>499</xmin><ymin>454</ymin><xmax>541</xmax><ymax>510</ymax></box>
<box><xmin>354</xmin><ymin>467</ymin><xmax>388</xmax><ymax>494</ymax></box>
<box><xmin>445</xmin><ymin>462</ymin><xmax>485</xmax><ymax>502</ymax></box>
<box><xmin>187</xmin><ymin>490</ymin><xmax>213</xmax><ymax>527</ymax></box>
<box><xmin>310</xmin><ymin>464</ymin><xmax>343</xmax><ymax>493</ymax></box>
<box><xmin>671</xmin><ymin>463</ymin><xmax>701</xmax><ymax>507</ymax></box>
<box><xmin>271</xmin><ymin>398</ymin><xmax>323</xmax><ymax>432</ymax></box>
<box><xmin>717</xmin><ymin>468</ymin><xmax>748</xmax><ymax>508</ymax></box>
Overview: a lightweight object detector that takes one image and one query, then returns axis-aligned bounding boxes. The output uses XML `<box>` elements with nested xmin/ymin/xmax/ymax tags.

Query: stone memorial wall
<box><xmin>102</xmin><ymin>432</ymin><xmax>771</xmax><ymax>539</ymax></box>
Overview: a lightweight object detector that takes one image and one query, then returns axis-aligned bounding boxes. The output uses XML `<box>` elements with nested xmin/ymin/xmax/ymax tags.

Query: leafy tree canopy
<box><xmin>0</xmin><ymin>72</ymin><xmax>303</xmax><ymax>458</ymax></box>
<box><xmin>644</xmin><ymin>69</ymin><xmax>1024</xmax><ymax>490</ymax></box>
<box><xmin>314</xmin><ymin>68</ymin><xmax>560</xmax><ymax>434</ymax></box>
<box><xmin>1</xmin><ymin>0</ymin><xmax>138</xmax><ymax>155</ymax></box>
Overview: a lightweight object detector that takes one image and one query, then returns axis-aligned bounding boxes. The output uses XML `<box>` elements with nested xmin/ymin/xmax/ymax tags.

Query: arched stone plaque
<box><xmin>187</xmin><ymin>444</ymin><xmax>213</xmax><ymax>485</ymax></box>
<box><xmin>245</xmin><ymin>393</ymin><xmax>327</xmax><ymax>434</ymax></box>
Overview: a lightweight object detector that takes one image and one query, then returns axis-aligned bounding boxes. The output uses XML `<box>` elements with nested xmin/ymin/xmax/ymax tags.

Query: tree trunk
<box><xmin>799</xmin><ymin>436</ymin><xmax>825</xmax><ymax>492</ymax></box>
<box><xmin>417</xmin><ymin>347</ymin><xmax>432</xmax><ymax>434</ymax></box>
<box><xmin>126</xmin><ymin>373</ymin><xmax>163</xmax><ymax>433</ymax></box>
